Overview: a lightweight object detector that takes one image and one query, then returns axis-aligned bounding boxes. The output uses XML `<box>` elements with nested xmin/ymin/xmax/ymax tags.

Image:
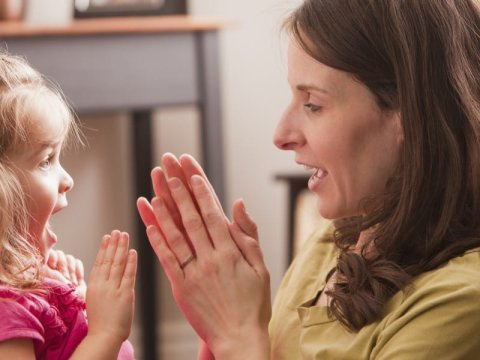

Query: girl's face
<box><xmin>273</xmin><ymin>40</ymin><xmax>403</xmax><ymax>219</ymax></box>
<box><xmin>11</xmin><ymin>113</ymin><xmax>73</xmax><ymax>259</ymax></box>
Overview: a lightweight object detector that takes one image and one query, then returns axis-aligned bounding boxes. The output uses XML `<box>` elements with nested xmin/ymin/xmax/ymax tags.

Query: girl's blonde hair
<box><xmin>0</xmin><ymin>54</ymin><xmax>81</xmax><ymax>289</ymax></box>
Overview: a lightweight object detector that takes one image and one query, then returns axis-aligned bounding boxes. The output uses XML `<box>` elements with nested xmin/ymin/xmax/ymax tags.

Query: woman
<box><xmin>137</xmin><ymin>0</ymin><xmax>480</xmax><ymax>358</ymax></box>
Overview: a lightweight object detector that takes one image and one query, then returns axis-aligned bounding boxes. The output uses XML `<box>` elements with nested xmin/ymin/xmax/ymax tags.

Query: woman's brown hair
<box><xmin>286</xmin><ymin>0</ymin><xmax>480</xmax><ymax>331</ymax></box>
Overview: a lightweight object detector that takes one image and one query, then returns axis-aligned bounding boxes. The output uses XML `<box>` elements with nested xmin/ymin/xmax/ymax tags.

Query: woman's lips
<box><xmin>308</xmin><ymin>167</ymin><xmax>328</xmax><ymax>191</ymax></box>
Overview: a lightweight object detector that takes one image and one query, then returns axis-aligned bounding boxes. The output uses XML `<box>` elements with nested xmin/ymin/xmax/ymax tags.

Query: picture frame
<box><xmin>74</xmin><ymin>0</ymin><xmax>187</xmax><ymax>19</ymax></box>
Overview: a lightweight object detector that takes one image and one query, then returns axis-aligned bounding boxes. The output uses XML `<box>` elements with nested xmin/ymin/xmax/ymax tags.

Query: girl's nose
<box><xmin>60</xmin><ymin>166</ymin><xmax>74</xmax><ymax>194</ymax></box>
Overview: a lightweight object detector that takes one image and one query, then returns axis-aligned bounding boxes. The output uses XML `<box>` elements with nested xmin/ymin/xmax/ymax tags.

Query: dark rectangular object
<box><xmin>74</xmin><ymin>0</ymin><xmax>187</xmax><ymax>18</ymax></box>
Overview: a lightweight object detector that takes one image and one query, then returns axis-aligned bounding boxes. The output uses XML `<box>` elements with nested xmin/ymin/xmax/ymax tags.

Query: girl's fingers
<box><xmin>109</xmin><ymin>232</ymin><xmax>129</xmax><ymax>285</ymax></box>
<box><xmin>47</xmin><ymin>250</ymin><xmax>58</xmax><ymax>269</ymax></box>
<box><xmin>167</xmin><ymin>177</ymin><xmax>214</xmax><ymax>256</ymax></box>
<box><xmin>75</xmin><ymin>258</ymin><xmax>85</xmax><ymax>284</ymax></box>
<box><xmin>66</xmin><ymin>254</ymin><xmax>78</xmax><ymax>285</ymax></box>
<box><xmin>151</xmin><ymin>196</ymin><xmax>195</xmax><ymax>267</ymax></box>
<box><xmin>232</xmin><ymin>199</ymin><xmax>259</xmax><ymax>241</ymax></box>
<box><xmin>99</xmin><ymin>231</ymin><xmax>120</xmax><ymax>280</ymax></box>
<box><xmin>91</xmin><ymin>235</ymin><xmax>109</xmax><ymax>279</ymax></box>
<box><xmin>120</xmin><ymin>249</ymin><xmax>138</xmax><ymax>290</ymax></box>
<box><xmin>146</xmin><ymin>224</ymin><xmax>183</xmax><ymax>281</ymax></box>
<box><xmin>56</xmin><ymin>250</ymin><xmax>69</xmax><ymax>279</ymax></box>
<box><xmin>189</xmin><ymin>175</ymin><xmax>235</xmax><ymax>252</ymax></box>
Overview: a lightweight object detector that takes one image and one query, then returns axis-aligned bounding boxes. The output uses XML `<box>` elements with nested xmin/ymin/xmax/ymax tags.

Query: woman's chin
<box><xmin>316</xmin><ymin>199</ymin><xmax>338</xmax><ymax>219</ymax></box>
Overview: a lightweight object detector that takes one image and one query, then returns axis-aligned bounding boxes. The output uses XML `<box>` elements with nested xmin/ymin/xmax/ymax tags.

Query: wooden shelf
<box><xmin>0</xmin><ymin>15</ymin><xmax>229</xmax><ymax>37</ymax></box>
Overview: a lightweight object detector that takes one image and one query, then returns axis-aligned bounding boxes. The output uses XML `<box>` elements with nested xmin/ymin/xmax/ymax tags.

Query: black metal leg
<box><xmin>132</xmin><ymin>110</ymin><xmax>158</xmax><ymax>360</ymax></box>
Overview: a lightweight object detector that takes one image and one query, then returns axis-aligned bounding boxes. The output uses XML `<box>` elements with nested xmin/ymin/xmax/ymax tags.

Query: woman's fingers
<box><xmin>151</xmin><ymin>166</ymin><xmax>185</xmax><ymax>230</ymax></box>
<box><xmin>151</xmin><ymin>195</ymin><xmax>198</xmax><ymax>263</ymax></box>
<box><xmin>146</xmin><ymin>224</ymin><xmax>184</xmax><ymax>281</ymax></box>
<box><xmin>179</xmin><ymin>154</ymin><xmax>227</xmax><ymax>220</ymax></box>
<box><xmin>229</xmin><ymin>223</ymin><xmax>268</xmax><ymax>278</ymax></box>
<box><xmin>188</xmin><ymin>175</ymin><xmax>235</xmax><ymax>252</ymax></box>
<box><xmin>167</xmin><ymin>177</ymin><xmax>215</xmax><ymax>255</ymax></box>
<box><xmin>137</xmin><ymin>196</ymin><xmax>157</xmax><ymax>228</ymax></box>
<box><xmin>232</xmin><ymin>199</ymin><xmax>259</xmax><ymax>241</ymax></box>
<box><xmin>162</xmin><ymin>153</ymin><xmax>190</xmax><ymax>189</ymax></box>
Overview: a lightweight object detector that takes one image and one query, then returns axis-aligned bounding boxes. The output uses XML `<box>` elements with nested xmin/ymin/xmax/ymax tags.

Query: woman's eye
<box><xmin>304</xmin><ymin>102</ymin><xmax>322</xmax><ymax>113</ymax></box>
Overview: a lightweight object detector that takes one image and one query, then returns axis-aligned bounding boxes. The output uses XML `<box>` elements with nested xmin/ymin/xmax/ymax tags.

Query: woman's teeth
<box><xmin>303</xmin><ymin>165</ymin><xmax>325</xmax><ymax>179</ymax></box>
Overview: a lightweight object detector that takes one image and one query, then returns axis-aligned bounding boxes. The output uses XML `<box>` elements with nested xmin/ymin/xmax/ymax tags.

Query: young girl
<box><xmin>0</xmin><ymin>54</ymin><xmax>137</xmax><ymax>359</ymax></box>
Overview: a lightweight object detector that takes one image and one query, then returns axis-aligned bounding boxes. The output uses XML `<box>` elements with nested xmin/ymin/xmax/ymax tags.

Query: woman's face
<box><xmin>273</xmin><ymin>40</ymin><xmax>403</xmax><ymax>219</ymax></box>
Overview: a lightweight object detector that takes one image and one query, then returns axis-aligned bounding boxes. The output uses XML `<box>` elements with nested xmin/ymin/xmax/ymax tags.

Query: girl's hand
<box><xmin>44</xmin><ymin>250</ymin><xmax>87</xmax><ymax>299</ymax></box>
<box><xmin>86</xmin><ymin>231</ymin><xmax>137</xmax><ymax>345</ymax></box>
<box><xmin>138</xmin><ymin>154</ymin><xmax>271</xmax><ymax>359</ymax></box>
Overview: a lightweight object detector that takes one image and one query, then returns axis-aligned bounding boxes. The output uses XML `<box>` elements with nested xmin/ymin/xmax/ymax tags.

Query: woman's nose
<box><xmin>273</xmin><ymin>107</ymin><xmax>304</xmax><ymax>151</ymax></box>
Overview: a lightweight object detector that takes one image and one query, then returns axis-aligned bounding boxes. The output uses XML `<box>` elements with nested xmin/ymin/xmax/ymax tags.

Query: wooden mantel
<box><xmin>0</xmin><ymin>15</ymin><xmax>228</xmax><ymax>37</ymax></box>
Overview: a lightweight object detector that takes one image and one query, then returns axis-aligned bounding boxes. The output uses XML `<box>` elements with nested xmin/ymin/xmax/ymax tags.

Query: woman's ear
<box><xmin>392</xmin><ymin>111</ymin><xmax>404</xmax><ymax>145</ymax></box>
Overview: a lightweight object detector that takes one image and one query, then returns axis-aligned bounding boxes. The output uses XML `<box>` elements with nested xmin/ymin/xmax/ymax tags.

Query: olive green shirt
<box><xmin>269</xmin><ymin>224</ymin><xmax>480</xmax><ymax>359</ymax></box>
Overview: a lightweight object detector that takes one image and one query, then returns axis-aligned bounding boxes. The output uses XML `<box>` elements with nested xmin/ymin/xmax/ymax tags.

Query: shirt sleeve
<box><xmin>0</xmin><ymin>297</ymin><xmax>45</xmax><ymax>344</ymax></box>
<box><xmin>373</xmin><ymin>281</ymin><xmax>480</xmax><ymax>359</ymax></box>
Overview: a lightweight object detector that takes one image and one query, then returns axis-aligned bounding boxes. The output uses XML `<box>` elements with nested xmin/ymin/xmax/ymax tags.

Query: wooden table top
<box><xmin>0</xmin><ymin>15</ymin><xmax>228</xmax><ymax>37</ymax></box>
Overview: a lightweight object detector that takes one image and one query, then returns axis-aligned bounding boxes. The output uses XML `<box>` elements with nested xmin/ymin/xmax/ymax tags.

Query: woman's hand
<box><xmin>86</xmin><ymin>231</ymin><xmax>137</xmax><ymax>345</ymax></box>
<box><xmin>137</xmin><ymin>154</ymin><xmax>271</xmax><ymax>360</ymax></box>
<box><xmin>197</xmin><ymin>338</ymin><xmax>215</xmax><ymax>360</ymax></box>
<box><xmin>44</xmin><ymin>249</ymin><xmax>87</xmax><ymax>299</ymax></box>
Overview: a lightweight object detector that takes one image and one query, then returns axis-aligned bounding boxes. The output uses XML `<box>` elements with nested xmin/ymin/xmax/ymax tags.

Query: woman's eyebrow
<box><xmin>296</xmin><ymin>84</ymin><xmax>334</xmax><ymax>97</ymax></box>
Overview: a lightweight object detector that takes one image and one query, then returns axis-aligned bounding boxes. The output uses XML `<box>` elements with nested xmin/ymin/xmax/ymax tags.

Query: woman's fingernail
<box><xmin>152</xmin><ymin>197</ymin><xmax>164</xmax><ymax>209</ymax></box>
<box><xmin>168</xmin><ymin>177</ymin><xmax>182</xmax><ymax>190</ymax></box>
<box><xmin>147</xmin><ymin>225</ymin><xmax>159</xmax><ymax>238</ymax></box>
<box><xmin>191</xmin><ymin>175</ymin><xmax>202</xmax><ymax>187</ymax></box>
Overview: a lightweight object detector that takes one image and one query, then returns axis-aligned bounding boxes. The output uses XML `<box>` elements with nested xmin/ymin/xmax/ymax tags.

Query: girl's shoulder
<box><xmin>0</xmin><ymin>278</ymin><xmax>86</xmax><ymax>345</ymax></box>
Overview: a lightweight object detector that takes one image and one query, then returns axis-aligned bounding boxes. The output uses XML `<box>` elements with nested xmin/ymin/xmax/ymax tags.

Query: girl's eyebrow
<box><xmin>37</xmin><ymin>141</ymin><xmax>61</xmax><ymax>149</ymax></box>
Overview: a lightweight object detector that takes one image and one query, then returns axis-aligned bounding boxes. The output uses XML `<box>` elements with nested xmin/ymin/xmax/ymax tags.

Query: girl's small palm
<box><xmin>86</xmin><ymin>231</ymin><xmax>137</xmax><ymax>344</ymax></box>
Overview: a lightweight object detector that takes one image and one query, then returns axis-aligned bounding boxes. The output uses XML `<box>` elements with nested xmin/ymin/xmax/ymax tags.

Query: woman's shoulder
<box><xmin>375</xmin><ymin>249</ymin><xmax>480</xmax><ymax>359</ymax></box>
<box><xmin>415</xmin><ymin>248</ymin><xmax>480</xmax><ymax>290</ymax></box>
<box><xmin>390</xmin><ymin>248</ymin><xmax>480</xmax><ymax>313</ymax></box>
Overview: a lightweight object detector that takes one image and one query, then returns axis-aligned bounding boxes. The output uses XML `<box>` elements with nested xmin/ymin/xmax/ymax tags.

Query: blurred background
<box><xmin>0</xmin><ymin>0</ymin><xmax>323</xmax><ymax>359</ymax></box>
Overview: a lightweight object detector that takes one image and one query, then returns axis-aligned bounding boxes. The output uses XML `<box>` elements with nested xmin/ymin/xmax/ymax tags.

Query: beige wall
<box><xmin>50</xmin><ymin>0</ymin><xmax>306</xmax><ymax>358</ymax></box>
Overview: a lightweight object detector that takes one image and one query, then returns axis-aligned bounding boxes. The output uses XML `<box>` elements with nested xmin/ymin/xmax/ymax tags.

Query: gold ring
<box><xmin>180</xmin><ymin>254</ymin><xmax>195</xmax><ymax>269</ymax></box>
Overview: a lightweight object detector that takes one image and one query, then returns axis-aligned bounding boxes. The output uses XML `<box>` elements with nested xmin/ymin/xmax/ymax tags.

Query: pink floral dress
<box><xmin>0</xmin><ymin>279</ymin><xmax>134</xmax><ymax>359</ymax></box>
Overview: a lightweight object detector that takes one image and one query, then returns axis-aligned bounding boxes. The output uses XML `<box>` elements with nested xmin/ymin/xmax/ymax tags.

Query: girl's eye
<box><xmin>40</xmin><ymin>156</ymin><xmax>52</xmax><ymax>169</ymax></box>
<box><xmin>304</xmin><ymin>102</ymin><xmax>322</xmax><ymax>113</ymax></box>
